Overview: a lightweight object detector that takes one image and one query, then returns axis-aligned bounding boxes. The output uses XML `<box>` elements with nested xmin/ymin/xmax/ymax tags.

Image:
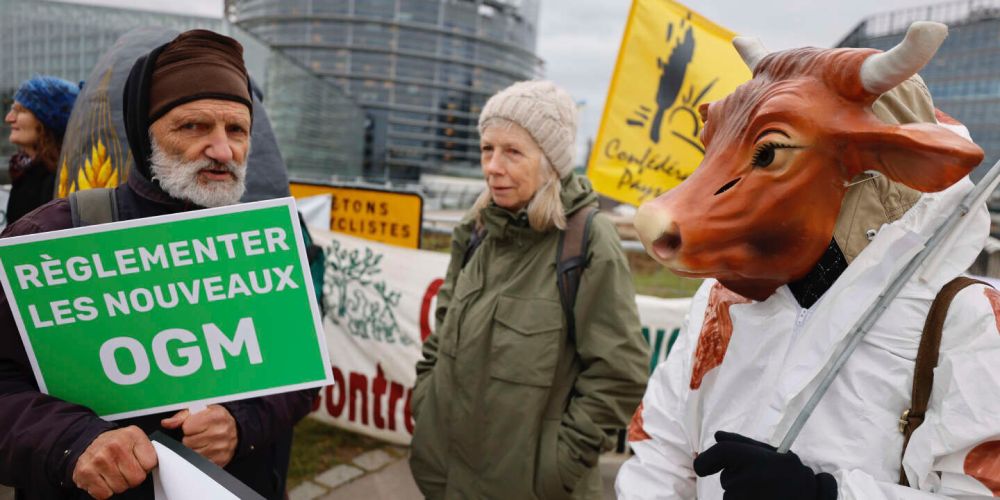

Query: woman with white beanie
<box><xmin>409</xmin><ymin>80</ymin><xmax>649</xmax><ymax>499</ymax></box>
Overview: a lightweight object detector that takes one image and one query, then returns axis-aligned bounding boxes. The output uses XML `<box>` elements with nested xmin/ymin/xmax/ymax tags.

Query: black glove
<box><xmin>693</xmin><ymin>431</ymin><xmax>838</xmax><ymax>500</ymax></box>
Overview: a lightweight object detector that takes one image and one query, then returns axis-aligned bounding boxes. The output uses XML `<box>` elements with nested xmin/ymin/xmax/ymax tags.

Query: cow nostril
<box><xmin>652</xmin><ymin>228</ymin><xmax>682</xmax><ymax>261</ymax></box>
<box><xmin>714</xmin><ymin>177</ymin><xmax>741</xmax><ymax>196</ymax></box>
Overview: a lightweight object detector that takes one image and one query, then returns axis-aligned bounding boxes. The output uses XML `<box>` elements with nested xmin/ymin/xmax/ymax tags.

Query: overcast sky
<box><xmin>63</xmin><ymin>0</ymin><xmax>944</xmax><ymax>156</ymax></box>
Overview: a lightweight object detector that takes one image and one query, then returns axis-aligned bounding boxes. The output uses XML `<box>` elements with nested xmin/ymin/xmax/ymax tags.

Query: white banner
<box><xmin>308</xmin><ymin>228</ymin><xmax>691</xmax><ymax>445</ymax></box>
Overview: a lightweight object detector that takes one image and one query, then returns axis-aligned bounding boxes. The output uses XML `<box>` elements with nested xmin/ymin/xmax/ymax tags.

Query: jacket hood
<box><xmin>123</xmin><ymin>42</ymin><xmax>167</xmax><ymax>184</ymax></box>
<box><xmin>560</xmin><ymin>171</ymin><xmax>599</xmax><ymax>216</ymax></box>
<box><xmin>833</xmin><ymin>75</ymin><xmax>947</xmax><ymax>264</ymax></box>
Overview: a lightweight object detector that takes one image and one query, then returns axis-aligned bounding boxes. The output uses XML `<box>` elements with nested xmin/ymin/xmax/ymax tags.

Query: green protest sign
<box><xmin>0</xmin><ymin>198</ymin><xmax>332</xmax><ymax>419</ymax></box>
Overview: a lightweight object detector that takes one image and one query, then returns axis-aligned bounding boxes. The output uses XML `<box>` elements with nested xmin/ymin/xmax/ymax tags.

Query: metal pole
<box><xmin>777</xmin><ymin>158</ymin><xmax>1000</xmax><ymax>453</ymax></box>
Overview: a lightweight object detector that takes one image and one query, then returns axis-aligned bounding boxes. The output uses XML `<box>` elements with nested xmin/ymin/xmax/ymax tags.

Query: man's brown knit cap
<box><xmin>148</xmin><ymin>29</ymin><xmax>252</xmax><ymax>122</ymax></box>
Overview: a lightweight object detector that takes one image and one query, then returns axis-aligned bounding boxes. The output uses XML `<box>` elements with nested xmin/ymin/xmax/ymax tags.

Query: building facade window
<box><xmin>230</xmin><ymin>0</ymin><xmax>542</xmax><ymax>181</ymax></box>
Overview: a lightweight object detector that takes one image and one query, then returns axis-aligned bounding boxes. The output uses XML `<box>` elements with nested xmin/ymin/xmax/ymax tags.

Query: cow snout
<box><xmin>634</xmin><ymin>202</ymin><xmax>682</xmax><ymax>264</ymax></box>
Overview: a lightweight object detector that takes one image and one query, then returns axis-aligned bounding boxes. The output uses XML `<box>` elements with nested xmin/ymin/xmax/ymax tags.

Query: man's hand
<box><xmin>693</xmin><ymin>431</ymin><xmax>838</xmax><ymax>500</ymax></box>
<box><xmin>72</xmin><ymin>426</ymin><xmax>157</xmax><ymax>500</ymax></box>
<box><xmin>161</xmin><ymin>405</ymin><xmax>238</xmax><ymax>467</ymax></box>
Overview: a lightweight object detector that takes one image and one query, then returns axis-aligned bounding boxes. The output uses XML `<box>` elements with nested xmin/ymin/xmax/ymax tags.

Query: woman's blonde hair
<box><xmin>473</xmin><ymin>118</ymin><xmax>566</xmax><ymax>232</ymax></box>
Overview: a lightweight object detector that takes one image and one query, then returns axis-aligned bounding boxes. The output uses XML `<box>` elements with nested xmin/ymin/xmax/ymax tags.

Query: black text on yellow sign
<box><xmin>290</xmin><ymin>183</ymin><xmax>423</xmax><ymax>249</ymax></box>
<box><xmin>586</xmin><ymin>0</ymin><xmax>751</xmax><ymax>206</ymax></box>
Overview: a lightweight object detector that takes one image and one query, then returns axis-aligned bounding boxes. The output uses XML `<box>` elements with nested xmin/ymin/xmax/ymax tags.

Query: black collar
<box><xmin>787</xmin><ymin>239</ymin><xmax>848</xmax><ymax>309</ymax></box>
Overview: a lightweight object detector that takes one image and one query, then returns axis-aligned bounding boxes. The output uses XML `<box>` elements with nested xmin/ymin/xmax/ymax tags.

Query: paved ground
<box><xmin>289</xmin><ymin>448</ymin><xmax>628</xmax><ymax>500</ymax></box>
<box><xmin>318</xmin><ymin>458</ymin><xmax>421</xmax><ymax>500</ymax></box>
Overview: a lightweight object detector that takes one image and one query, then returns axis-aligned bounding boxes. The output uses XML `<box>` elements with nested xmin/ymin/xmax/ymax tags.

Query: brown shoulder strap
<box><xmin>558</xmin><ymin>206</ymin><xmax>596</xmax><ymax>265</ymax></box>
<box><xmin>899</xmin><ymin>276</ymin><xmax>990</xmax><ymax>486</ymax></box>
<box><xmin>556</xmin><ymin>206</ymin><xmax>598</xmax><ymax>340</ymax></box>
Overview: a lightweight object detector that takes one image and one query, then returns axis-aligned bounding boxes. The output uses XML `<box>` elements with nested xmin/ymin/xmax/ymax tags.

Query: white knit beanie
<box><xmin>478</xmin><ymin>80</ymin><xmax>578</xmax><ymax>178</ymax></box>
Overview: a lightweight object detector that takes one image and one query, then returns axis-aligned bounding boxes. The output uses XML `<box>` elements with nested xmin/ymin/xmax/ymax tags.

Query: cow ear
<box><xmin>842</xmin><ymin>122</ymin><xmax>984</xmax><ymax>192</ymax></box>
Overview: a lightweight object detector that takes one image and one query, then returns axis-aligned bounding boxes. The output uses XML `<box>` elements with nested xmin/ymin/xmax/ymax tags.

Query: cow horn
<box><xmin>733</xmin><ymin>37</ymin><xmax>769</xmax><ymax>71</ymax></box>
<box><xmin>860</xmin><ymin>21</ymin><xmax>947</xmax><ymax>95</ymax></box>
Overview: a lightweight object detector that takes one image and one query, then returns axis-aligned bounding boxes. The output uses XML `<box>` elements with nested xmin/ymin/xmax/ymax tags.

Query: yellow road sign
<box><xmin>290</xmin><ymin>183</ymin><xmax>424</xmax><ymax>249</ymax></box>
<box><xmin>587</xmin><ymin>0</ymin><xmax>751</xmax><ymax>206</ymax></box>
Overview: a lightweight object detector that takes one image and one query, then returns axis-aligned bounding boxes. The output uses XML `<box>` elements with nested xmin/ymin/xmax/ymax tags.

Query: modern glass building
<box><xmin>0</xmin><ymin>0</ymin><xmax>219</xmax><ymax>161</ymax></box>
<box><xmin>237</xmin><ymin>26</ymin><xmax>367</xmax><ymax>180</ymax></box>
<box><xmin>838</xmin><ymin>0</ymin><xmax>1000</xmax><ymax>182</ymax></box>
<box><xmin>227</xmin><ymin>0</ymin><xmax>544</xmax><ymax>181</ymax></box>
<box><xmin>0</xmin><ymin>0</ymin><xmax>219</xmax><ymax>92</ymax></box>
<box><xmin>0</xmin><ymin>0</ymin><xmax>366</xmax><ymax>180</ymax></box>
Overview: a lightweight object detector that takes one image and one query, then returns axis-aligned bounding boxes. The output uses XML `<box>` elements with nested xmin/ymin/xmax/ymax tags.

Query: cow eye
<box><xmin>751</xmin><ymin>142</ymin><xmax>798</xmax><ymax>168</ymax></box>
<box><xmin>752</xmin><ymin>144</ymin><xmax>777</xmax><ymax>167</ymax></box>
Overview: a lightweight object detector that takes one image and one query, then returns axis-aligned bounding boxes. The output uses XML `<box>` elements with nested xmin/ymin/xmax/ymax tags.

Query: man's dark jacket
<box><xmin>0</xmin><ymin>167</ymin><xmax>317</xmax><ymax>500</ymax></box>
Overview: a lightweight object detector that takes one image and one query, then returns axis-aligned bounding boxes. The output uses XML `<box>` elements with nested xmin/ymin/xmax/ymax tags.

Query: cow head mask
<box><xmin>633</xmin><ymin>22</ymin><xmax>983</xmax><ymax>301</ymax></box>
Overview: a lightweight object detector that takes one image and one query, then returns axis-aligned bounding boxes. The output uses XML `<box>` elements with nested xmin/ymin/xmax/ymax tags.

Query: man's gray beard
<box><xmin>149</xmin><ymin>139</ymin><xmax>248</xmax><ymax>208</ymax></box>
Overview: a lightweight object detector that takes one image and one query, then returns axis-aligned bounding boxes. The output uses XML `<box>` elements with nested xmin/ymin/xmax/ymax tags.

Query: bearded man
<box><xmin>0</xmin><ymin>30</ymin><xmax>316</xmax><ymax>500</ymax></box>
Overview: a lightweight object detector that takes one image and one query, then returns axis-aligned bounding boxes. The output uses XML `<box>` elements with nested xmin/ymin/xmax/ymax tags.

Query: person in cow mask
<box><xmin>0</xmin><ymin>30</ymin><xmax>316</xmax><ymax>500</ymax></box>
<box><xmin>618</xmin><ymin>22</ymin><xmax>1000</xmax><ymax>500</ymax></box>
<box><xmin>409</xmin><ymin>80</ymin><xmax>649</xmax><ymax>499</ymax></box>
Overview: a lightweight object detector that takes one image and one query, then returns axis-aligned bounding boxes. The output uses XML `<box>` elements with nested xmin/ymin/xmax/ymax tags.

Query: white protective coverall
<box><xmin>616</xmin><ymin>174</ymin><xmax>1000</xmax><ymax>499</ymax></box>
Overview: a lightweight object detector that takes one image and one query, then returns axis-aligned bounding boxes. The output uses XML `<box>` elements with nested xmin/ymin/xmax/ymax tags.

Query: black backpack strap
<box><xmin>898</xmin><ymin>276</ymin><xmax>991</xmax><ymax>486</ymax></box>
<box><xmin>557</xmin><ymin>206</ymin><xmax>599</xmax><ymax>340</ymax></box>
<box><xmin>69</xmin><ymin>188</ymin><xmax>118</xmax><ymax>227</ymax></box>
<box><xmin>461</xmin><ymin>225</ymin><xmax>487</xmax><ymax>269</ymax></box>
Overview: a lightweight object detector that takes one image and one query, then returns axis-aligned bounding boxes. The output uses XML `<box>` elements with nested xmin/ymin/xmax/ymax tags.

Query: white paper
<box><xmin>152</xmin><ymin>441</ymin><xmax>238</xmax><ymax>500</ymax></box>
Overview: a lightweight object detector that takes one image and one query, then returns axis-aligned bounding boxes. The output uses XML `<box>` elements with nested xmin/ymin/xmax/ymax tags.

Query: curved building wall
<box><xmin>234</xmin><ymin>25</ymin><xmax>367</xmax><ymax>181</ymax></box>
<box><xmin>228</xmin><ymin>0</ymin><xmax>543</xmax><ymax>181</ymax></box>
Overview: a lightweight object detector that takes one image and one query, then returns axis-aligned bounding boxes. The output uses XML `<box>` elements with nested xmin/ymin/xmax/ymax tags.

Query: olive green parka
<box><xmin>410</xmin><ymin>173</ymin><xmax>649</xmax><ymax>500</ymax></box>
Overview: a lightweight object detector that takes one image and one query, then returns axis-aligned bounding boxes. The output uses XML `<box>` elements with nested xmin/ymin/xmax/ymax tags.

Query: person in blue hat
<box><xmin>4</xmin><ymin>76</ymin><xmax>79</xmax><ymax>224</ymax></box>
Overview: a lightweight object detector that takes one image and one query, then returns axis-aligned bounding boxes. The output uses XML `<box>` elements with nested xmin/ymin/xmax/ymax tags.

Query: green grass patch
<box><xmin>626</xmin><ymin>251</ymin><xmax>703</xmax><ymax>298</ymax></box>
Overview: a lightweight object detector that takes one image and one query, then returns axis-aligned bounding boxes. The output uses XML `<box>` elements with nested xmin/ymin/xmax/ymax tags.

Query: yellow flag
<box><xmin>587</xmin><ymin>0</ymin><xmax>752</xmax><ymax>206</ymax></box>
